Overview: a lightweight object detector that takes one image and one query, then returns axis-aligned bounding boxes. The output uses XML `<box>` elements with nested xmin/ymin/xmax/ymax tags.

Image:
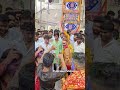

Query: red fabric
<box><xmin>63</xmin><ymin>45</ymin><xmax>68</xmax><ymax>49</ymax></box>
<box><xmin>35</xmin><ymin>62</ymin><xmax>40</xmax><ymax>90</ymax></box>
<box><xmin>66</xmin><ymin>64</ymin><xmax>71</xmax><ymax>70</ymax></box>
<box><xmin>35</xmin><ymin>74</ymin><xmax>40</xmax><ymax>90</ymax></box>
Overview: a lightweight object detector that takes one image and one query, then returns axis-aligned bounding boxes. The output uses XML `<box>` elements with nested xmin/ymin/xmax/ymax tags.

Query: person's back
<box><xmin>38</xmin><ymin>63</ymin><xmax>64</xmax><ymax>90</ymax></box>
<box><xmin>37</xmin><ymin>53</ymin><xmax>67</xmax><ymax>90</ymax></box>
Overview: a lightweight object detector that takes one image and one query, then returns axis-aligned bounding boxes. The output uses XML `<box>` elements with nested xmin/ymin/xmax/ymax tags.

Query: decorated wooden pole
<box><xmin>61</xmin><ymin>0</ymin><xmax>82</xmax><ymax>33</ymax></box>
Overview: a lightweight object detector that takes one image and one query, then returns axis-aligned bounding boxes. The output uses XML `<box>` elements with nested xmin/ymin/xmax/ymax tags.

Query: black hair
<box><xmin>100</xmin><ymin>21</ymin><xmax>114</xmax><ymax>32</ymax></box>
<box><xmin>49</xmin><ymin>29</ymin><xmax>53</xmax><ymax>33</ymax></box>
<box><xmin>107</xmin><ymin>11</ymin><xmax>115</xmax><ymax>16</ymax></box>
<box><xmin>54</xmin><ymin>29</ymin><xmax>59</xmax><ymax>33</ymax></box>
<box><xmin>5</xmin><ymin>12</ymin><xmax>16</xmax><ymax>18</ymax></box>
<box><xmin>43</xmin><ymin>53</ymin><xmax>54</xmax><ymax>67</ymax></box>
<box><xmin>67</xmin><ymin>30</ymin><xmax>71</xmax><ymax>35</ymax></box>
<box><xmin>20</xmin><ymin>22</ymin><xmax>34</xmax><ymax>33</ymax></box>
<box><xmin>44</xmin><ymin>35</ymin><xmax>50</xmax><ymax>40</ymax></box>
<box><xmin>35</xmin><ymin>32</ymin><xmax>39</xmax><ymax>36</ymax></box>
<box><xmin>54</xmin><ymin>31</ymin><xmax>59</xmax><ymax>37</ymax></box>
<box><xmin>5</xmin><ymin>7</ymin><xmax>13</xmax><ymax>11</ymax></box>
<box><xmin>43</xmin><ymin>30</ymin><xmax>48</xmax><ymax>34</ymax></box>
<box><xmin>74</xmin><ymin>33</ymin><xmax>79</xmax><ymax>36</ymax></box>
<box><xmin>0</xmin><ymin>14</ymin><xmax>9</xmax><ymax>22</ymax></box>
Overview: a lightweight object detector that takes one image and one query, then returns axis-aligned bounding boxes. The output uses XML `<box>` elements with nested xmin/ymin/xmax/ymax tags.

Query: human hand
<box><xmin>37</xmin><ymin>46</ymin><xmax>43</xmax><ymax>52</ymax></box>
<box><xmin>51</xmin><ymin>45</ymin><xmax>56</xmax><ymax>50</ymax></box>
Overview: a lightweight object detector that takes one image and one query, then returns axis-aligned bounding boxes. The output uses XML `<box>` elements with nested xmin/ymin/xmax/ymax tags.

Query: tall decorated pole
<box><xmin>61</xmin><ymin>0</ymin><xmax>82</xmax><ymax>33</ymax></box>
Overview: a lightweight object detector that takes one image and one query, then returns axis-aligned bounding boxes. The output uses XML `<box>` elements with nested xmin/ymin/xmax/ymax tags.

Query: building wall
<box><xmin>36</xmin><ymin>0</ymin><xmax>85</xmax><ymax>30</ymax></box>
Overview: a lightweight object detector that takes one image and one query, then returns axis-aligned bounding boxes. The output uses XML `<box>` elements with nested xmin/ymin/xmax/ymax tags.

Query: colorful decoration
<box><xmin>65</xmin><ymin>23</ymin><xmax>77</xmax><ymax>30</ymax></box>
<box><xmin>62</xmin><ymin>70</ymin><xmax>85</xmax><ymax>90</ymax></box>
<box><xmin>61</xmin><ymin>0</ymin><xmax>82</xmax><ymax>32</ymax></box>
<box><xmin>66</xmin><ymin>2</ymin><xmax>78</xmax><ymax>10</ymax></box>
<box><xmin>86</xmin><ymin>0</ymin><xmax>108</xmax><ymax>19</ymax></box>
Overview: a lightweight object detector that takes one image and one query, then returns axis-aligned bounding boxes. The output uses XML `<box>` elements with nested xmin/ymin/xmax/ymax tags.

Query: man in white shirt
<box><xmin>40</xmin><ymin>35</ymin><xmax>52</xmax><ymax>53</ymax></box>
<box><xmin>85</xmin><ymin>16</ymin><xmax>105</xmax><ymax>51</ymax></box>
<box><xmin>74</xmin><ymin>35</ymin><xmax>85</xmax><ymax>53</ymax></box>
<box><xmin>38</xmin><ymin>30</ymin><xmax>48</xmax><ymax>43</ymax></box>
<box><xmin>91</xmin><ymin>21</ymin><xmax>120</xmax><ymax>90</ymax></box>
<box><xmin>93</xmin><ymin>21</ymin><xmax>120</xmax><ymax>64</ymax></box>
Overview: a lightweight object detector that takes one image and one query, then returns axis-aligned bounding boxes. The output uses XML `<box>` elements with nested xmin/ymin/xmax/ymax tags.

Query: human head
<box><xmin>107</xmin><ymin>11</ymin><xmax>115</xmax><ymax>20</ymax></box>
<box><xmin>74</xmin><ymin>33</ymin><xmax>78</xmax><ymax>42</ymax></box>
<box><xmin>62</xmin><ymin>38</ymin><xmax>68</xmax><ymax>48</ymax></box>
<box><xmin>49</xmin><ymin>29</ymin><xmax>53</xmax><ymax>37</ymax></box>
<box><xmin>80</xmin><ymin>31</ymin><xmax>83</xmax><ymax>34</ymax></box>
<box><xmin>44</xmin><ymin>35</ymin><xmax>50</xmax><ymax>45</ymax></box>
<box><xmin>6</xmin><ymin>12</ymin><xmax>16</xmax><ymax>28</ymax></box>
<box><xmin>100</xmin><ymin>21</ymin><xmax>114</xmax><ymax>42</ymax></box>
<box><xmin>60</xmin><ymin>32</ymin><xmax>64</xmax><ymax>39</ymax></box>
<box><xmin>0</xmin><ymin>14</ymin><xmax>9</xmax><ymax>37</ymax></box>
<box><xmin>35</xmin><ymin>32</ymin><xmax>39</xmax><ymax>41</ymax></box>
<box><xmin>54</xmin><ymin>31</ymin><xmax>59</xmax><ymax>40</ymax></box>
<box><xmin>43</xmin><ymin>53</ymin><xmax>54</xmax><ymax>68</ymax></box>
<box><xmin>43</xmin><ymin>30</ymin><xmax>48</xmax><ymax>37</ymax></box>
<box><xmin>20</xmin><ymin>22</ymin><xmax>34</xmax><ymax>43</ymax></box>
<box><xmin>67</xmin><ymin>30</ymin><xmax>71</xmax><ymax>36</ymax></box>
<box><xmin>76</xmin><ymin>34</ymin><xmax>82</xmax><ymax>44</ymax></box>
<box><xmin>20</xmin><ymin>10</ymin><xmax>32</xmax><ymax>25</ymax></box>
<box><xmin>93</xmin><ymin>16</ymin><xmax>105</xmax><ymax>37</ymax></box>
<box><xmin>15</xmin><ymin>11</ymin><xmax>22</xmax><ymax>21</ymax></box>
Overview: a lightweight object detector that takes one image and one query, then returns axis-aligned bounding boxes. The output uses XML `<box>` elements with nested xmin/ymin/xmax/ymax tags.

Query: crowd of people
<box><xmin>35</xmin><ymin>29</ymin><xmax>85</xmax><ymax>70</ymax></box>
<box><xmin>0</xmin><ymin>5</ymin><xmax>35</xmax><ymax>90</ymax></box>
<box><xmin>86</xmin><ymin>10</ymin><xmax>120</xmax><ymax>90</ymax></box>
<box><xmin>35</xmin><ymin>28</ymin><xmax>85</xmax><ymax>89</ymax></box>
<box><xmin>0</xmin><ymin>3</ymin><xmax>86</xmax><ymax>90</ymax></box>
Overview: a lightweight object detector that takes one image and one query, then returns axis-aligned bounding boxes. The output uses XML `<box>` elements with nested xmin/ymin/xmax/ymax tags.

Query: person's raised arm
<box><xmin>37</xmin><ymin>45</ymin><xmax>56</xmax><ymax>64</ymax></box>
<box><xmin>58</xmin><ymin>54</ymin><xmax>67</xmax><ymax>70</ymax></box>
